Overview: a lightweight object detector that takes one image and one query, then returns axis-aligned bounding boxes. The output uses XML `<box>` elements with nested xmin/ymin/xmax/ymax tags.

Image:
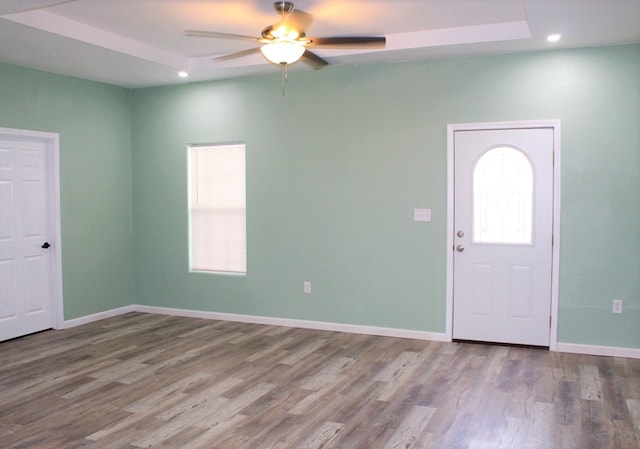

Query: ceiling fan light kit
<box><xmin>260</xmin><ymin>41</ymin><xmax>306</xmax><ymax>65</ymax></box>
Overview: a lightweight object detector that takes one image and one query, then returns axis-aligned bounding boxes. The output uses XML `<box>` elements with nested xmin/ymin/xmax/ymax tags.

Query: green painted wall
<box><xmin>131</xmin><ymin>44</ymin><xmax>640</xmax><ymax>348</ymax></box>
<box><xmin>3</xmin><ymin>44</ymin><xmax>638</xmax><ymax>348</ymax></box>
<box><xmin>0</xmin><ymin>62</ymin><xmax>134</xmax><ymax>319</ymax></box>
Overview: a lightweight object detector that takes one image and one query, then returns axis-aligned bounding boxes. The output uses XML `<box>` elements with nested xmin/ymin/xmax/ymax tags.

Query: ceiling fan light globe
<box><xmin>260</xmin><ymin>41</ymin><xmax>305</xmax><ymax>65</ymax></box>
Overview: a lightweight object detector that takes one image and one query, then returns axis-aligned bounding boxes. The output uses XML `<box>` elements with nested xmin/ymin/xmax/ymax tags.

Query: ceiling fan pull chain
<box><xmin>281</xmin><ymin>62</ymin><xmax>288</xmax><ymax>96</ymax></box>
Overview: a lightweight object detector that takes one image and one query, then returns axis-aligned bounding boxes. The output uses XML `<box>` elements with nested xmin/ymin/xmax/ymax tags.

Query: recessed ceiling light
<box><xmin>178</xmin><ymin>71</ymin><xmax>189</xmax><ymax>78</ymax></box>
<box><xmin>547</xmin><ymin>34</ymin><xmax>562</xmax><ymax>43</ymax></box>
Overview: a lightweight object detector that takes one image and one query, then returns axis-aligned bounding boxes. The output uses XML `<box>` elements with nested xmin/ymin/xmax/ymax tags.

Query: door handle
<box><xmin>456</xmin><ymin>245</ymin><xmax>464</xmax><ymax>252</ymax></box>
<box><xmin>41</xmin><ymin>242</ymin><xmax>51</xmax><ymax>249</ymax></box>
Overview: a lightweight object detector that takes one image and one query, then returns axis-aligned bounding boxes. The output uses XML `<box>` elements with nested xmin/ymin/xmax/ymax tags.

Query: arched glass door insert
<box><xmin>473</xmin><ymin>146</ymin><xmax>533</xmax><ymax>244</ymax></box>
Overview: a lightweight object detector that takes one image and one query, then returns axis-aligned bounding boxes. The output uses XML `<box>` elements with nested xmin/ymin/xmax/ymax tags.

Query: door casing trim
<box><xmin>446</xmin><ymin>120</ymin><xmax>561</xmax><ymax>350</ymax></box>
<box><xmin>0</xmin><ymin>127</ymin><xmax>64</xmax><ymax>331</ymax></box>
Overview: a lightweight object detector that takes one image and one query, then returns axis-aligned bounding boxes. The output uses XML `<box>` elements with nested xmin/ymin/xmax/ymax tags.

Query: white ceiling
<box><xmin>0</xmin><ymin>0</ymin><xmax>638</xmax><ymax>88</ymax></box>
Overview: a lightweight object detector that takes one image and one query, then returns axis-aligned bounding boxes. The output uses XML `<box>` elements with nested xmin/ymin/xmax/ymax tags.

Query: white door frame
<box><xmin>446</xmin><ymin>120</ymin><xmax>561</xmax><ymax>350</ymax></box>
<box><xmin>0</xmin><ymin>127</ymin><xmax>64</xmax><ymax>331</ymax></box>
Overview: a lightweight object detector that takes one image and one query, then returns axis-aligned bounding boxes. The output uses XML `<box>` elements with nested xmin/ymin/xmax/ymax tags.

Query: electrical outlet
<box><xmin>304</xmin><ymin>281</ymin><xmax>311</xmax><ymax>294</ymax></box>
<box><xmin>612</xmin><ymin>299</ymin><xmax>623</xmax><ymax>314</ymax></box>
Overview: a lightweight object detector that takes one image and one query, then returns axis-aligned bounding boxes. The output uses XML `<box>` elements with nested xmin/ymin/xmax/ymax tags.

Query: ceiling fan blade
<box><xmin>288</xmin><ymin>9</ymin><xmax>314</xmax><ymax>31</ymax></box>
<box><xmin>301</xmin><ymin>50</ymin><xmax>329</xmax><ymax>69</ymax></box>
<box><xmin>213</xmin><ymin>47</ymin><xmax>261</xmax><ymax>62</ymax></box>
<box><xmin>183</xmin><ymin>30</ymin><xmax>258</xmax><ymax>42</ymax></box>
<box><xmin>308</xmin><ymin>36</ymin><xmax>386</xmax><ymax>49</ymax></box>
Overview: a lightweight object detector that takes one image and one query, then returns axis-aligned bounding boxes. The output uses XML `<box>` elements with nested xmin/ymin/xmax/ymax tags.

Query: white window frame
<box><xmin>188</xmin><ymin>142</ymin><xmax>247</xmax><ymax>275</ymax></box>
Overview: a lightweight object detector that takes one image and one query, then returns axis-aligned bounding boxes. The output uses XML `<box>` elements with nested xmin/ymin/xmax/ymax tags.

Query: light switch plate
<box><xmin>414</xmin><ymin>208</ymin><xmax>431</xmax><ymax>222</ymax></box>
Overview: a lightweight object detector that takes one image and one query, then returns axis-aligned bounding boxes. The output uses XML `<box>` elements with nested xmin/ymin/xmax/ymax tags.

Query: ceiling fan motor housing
<box><xmin>261</xmin><ymin>25</ymin><xmax>306</xmax><ymax>41</ymax></box>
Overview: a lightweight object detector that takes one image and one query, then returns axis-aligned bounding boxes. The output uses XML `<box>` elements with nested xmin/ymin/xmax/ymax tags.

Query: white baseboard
<box><xmin>134</xmin><ymin>305</ymin><xmax>449</xmax><ymax>341</ymax></box>
<box><xmin>63</xmin><ymin>305</ymin><xmax>640</xmax><ymax>358</ymax></box>
<box><xmin>63</xmin><ymin>305</ymin><xmax>136</xmax><ymax>329</ymax></box>
<box><xmin>555</xmin><ymin>342</ymin><xmax>640</xmax><ymax>359</ymax></box>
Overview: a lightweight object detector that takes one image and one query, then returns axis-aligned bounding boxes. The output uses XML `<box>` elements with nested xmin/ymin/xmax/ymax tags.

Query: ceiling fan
<box><xmin>184</xmin><ymin>1</ymin><xmax>386</xmax><ymax>71</ymax></box>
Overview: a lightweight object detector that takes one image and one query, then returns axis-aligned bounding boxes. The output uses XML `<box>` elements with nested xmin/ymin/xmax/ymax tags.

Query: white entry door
<box><xmin>452</xmin><ymin>127</ymin><xmax>554</xmax><ymax>346</ymax></box>
<box><xmin>0</xmin><ymin>133</ymin><xmax>57</xmax><ymax>341</ymax></box>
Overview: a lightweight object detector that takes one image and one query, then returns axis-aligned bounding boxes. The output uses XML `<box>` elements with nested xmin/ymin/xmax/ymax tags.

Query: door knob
<box><xmin>457</xmin><ymin>230</ymin><xmax>464</xmax><ymax>238</ymax></box>
<box><xmin>456</xmin><ymin>245</ymin><xmax>464</xmax><ymax>252</ymax></box>
<box><xmin>41</xmin><ymin>242</ymin><xmax>51</xmax><ymax>249</ymax></box>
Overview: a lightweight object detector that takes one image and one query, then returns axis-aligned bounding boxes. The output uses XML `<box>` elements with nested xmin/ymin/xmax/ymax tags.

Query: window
<box><xmin>188</xmin><ymin>143</ymin><xmax>246</xmax><ymax>274</ymax></box>
<box><xmin>473</xmin><ymin>146</ymin><xmax>533</xmax><ymax>244</ymax></box>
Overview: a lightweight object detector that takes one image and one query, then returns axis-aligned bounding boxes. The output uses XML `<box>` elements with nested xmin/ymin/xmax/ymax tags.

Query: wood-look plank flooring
<box><xmin>1</xmin><ymin>312</ymin><xmax>640</xmax><ymax>448</ymax></box>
